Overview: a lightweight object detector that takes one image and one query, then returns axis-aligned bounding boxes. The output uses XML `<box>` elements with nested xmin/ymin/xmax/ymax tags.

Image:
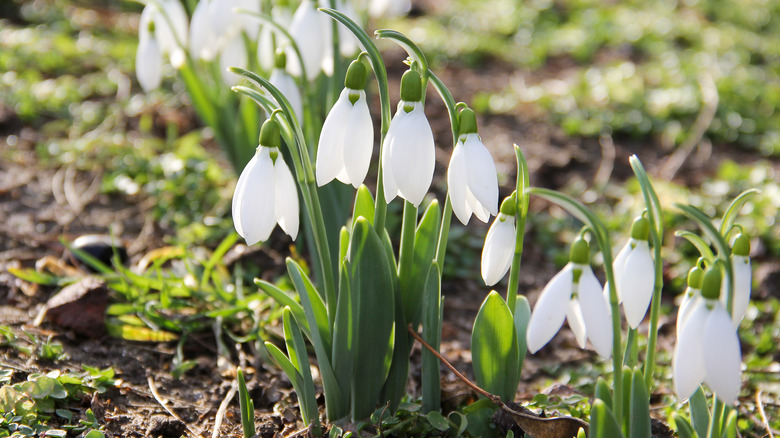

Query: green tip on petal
<box><xmin>344</xmin><ymin>59</ymin><xmax>368</xmax><ymax>91</ymax></box>
<box><xmin>458</xmin><ymin>108</ymin><xmax>478</xmax><ymax>136</ymax></box>
<box><xmin>630</xmin><ymin>216</ymin><xmax>650</xmax><ymax>241</ymax></box>
<box><xmin>274</xmin><ymin>48</ymin><xmax>286</xmax><ymax>70</ymax></box>
<box><xmin>732</xmin><ymin>232</ymin><xmax>750</xmax><ymax>257</ymax></box>
<box><xmin>499</xmin><ymin>193</ymin><xmax>517</xmax><ymax>216</ymax></box>
<box><xmin>701</xmin><ymin>266</ymin><xmax>722</xmax><ymax>300</ymax></box>
<box><xmin>400</xmin><ymin>69</ymin><xmax>423</xmax><ymax>102</ymax></box>
<box><xmin>259</xmin><ymin>119</ymin><xmax>281</xmax><ymax>149</ymax></box>
<box><xmin>687</xmin><ymin>265</ymin><xmax>703</xmax><ymax>290</ymax></box>
<box><xmin>569</xmin><ymin>237</ymin><xmax>590</xmax><ymax>265</ymax></box>
<box><xmin>147</xmin><ymin>20</ymin><xmax>156</xmax><ymax>33</ymax></box>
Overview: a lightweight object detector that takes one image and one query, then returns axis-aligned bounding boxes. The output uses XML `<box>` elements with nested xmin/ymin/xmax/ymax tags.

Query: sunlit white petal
<box><xmin>274</xmin><ymin>158</ymin><xmax>299</xmax><ymax>239</ymax></box>
<box><xmin>702</xmin><ymin>301</ymin><xmax>741</xmax><ymax>404</ymax></box>
<box><xmin>724</xmin><ymin>255</ymin><xmax>751</xmax><ymax>327</ymax></box>
<box><xmin>447</xmin><ymin>143</ymin><xmax>471</xmax><ymax>224</ymax></box>
<box><xmin>578</xmin><ymin>267</ymin><xmax>613</xmax><ymax>359</ymax></box>
<box><xmin>136</xmin><ymin>35</ymin><xmax>163</xmax><ymax>92</ymax></box>
<box><xmin>567</xmin><ymin>297</ymin><xmax>587</xmax><ymax>348</ymax></box>
<box><xmin>619</xmin><ymin>240</ymin><xmax>655</xmax><ymax>328</ymax></box>
<box><xmin>286</xmin><ymin>0</ymin><xmax>324</xmax><ymax>79</ymax></box>
<box><xmin>673</xmin><ymin>299</ymin><xmax>708</xmax><ymax>401</ymax></box>
<box><xmin>612</xmin><ymin>241</ymin><xmax>631</xmax><ymax>303</ymax></box>
<box><xmin>383</xmin><ymin>102</ymin><xmax>435</xmax><ymax>206</ymax></box>
<box><xmin>526</xmin><ymin>264</ymin><xmax>574</xmax><ymax>354</ymax></box>
<box><xmin>481</xmin><ymin>214</ymin><xmax>515</xmax><ymax>286</ymax></box>
<box><xmin>269</xmin><ymin>69</ymin><xmax>303</xmax><ymax>121</ymax></box>
<box><xmin>342</xmin><ymin>92</ymin><xmax>373</xmax><ymax>186</ymax></box>
<box><xmin>189</xmin><ymin>0</ymin><xmax>216</xmax><ymax>60</ymax></box>
<box><xmin>219</xmin><ymin>33</ymin><xmax>248</xmax><ymax>86</ymax></box>
<box><xmin>232</xmin><ymin>149</ymin><xmax>276</xmax><ymax>245</ymax></box>
<box><xmin>316</xmin><ymin>91</ymin><xmax>352</xmax><ymax>186</ymax></box>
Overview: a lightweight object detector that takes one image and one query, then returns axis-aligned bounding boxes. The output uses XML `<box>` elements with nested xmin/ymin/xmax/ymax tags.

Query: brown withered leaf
<box><xmin>494</xmin><ymin>401</ymin><xmax>589</xmax><ymax>438</ymax></box>
<box><xmin>41</xmin><ymin>276</ymin><xmax>108</xmax><ymax>338</ymax></box>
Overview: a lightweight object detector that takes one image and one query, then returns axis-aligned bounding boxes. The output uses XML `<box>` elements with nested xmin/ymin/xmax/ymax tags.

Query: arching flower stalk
<box><xmin>526</xmin><ymin>236</ymin><xmax>613</xmax><ymax>359</ymax></box>
<box><xmin>316</xmin><ymin>58</ymin><xmax>373</xmax><ymax>187</ymax></box>
<box><xmin>232</xmin><ymin>119</ymin><xmax>299</xmax><ymax>245</ymax></box>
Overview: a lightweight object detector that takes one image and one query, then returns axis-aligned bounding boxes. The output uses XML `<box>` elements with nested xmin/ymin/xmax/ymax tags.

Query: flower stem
<box><xmin>397</xmin><ymin>200</ymin><xmax>418</xmax><ymax>295</ymax></box>
<box><xmin>506</xmin><ymin>146</ymin><xmax>530</xmax><ymax>313</ymax></box>
<box><xmin>433</xmin><ymin>195</ymin><xmax>453</xmax><ymax>266</ymax></box>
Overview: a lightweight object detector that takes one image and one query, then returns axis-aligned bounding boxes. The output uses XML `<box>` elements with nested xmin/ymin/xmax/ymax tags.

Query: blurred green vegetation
<box><xmin>395</xmin><ymin>0</ymin><xmax>780</xmax><ymax>155</ymax></box>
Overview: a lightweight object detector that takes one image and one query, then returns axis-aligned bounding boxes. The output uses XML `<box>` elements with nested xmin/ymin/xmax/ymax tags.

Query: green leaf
<box><xmin>264</xmin><ymin>342</ymin><xmax>303</xmax><ymax>390</ymax></box>
<box><xmin>675</xmin><ymin>231</ymin><xmax>716</xmax><ymax>263</ymax></box>
<box><xmin>448</xmin><ymin>411</ymin><xmax>468</xmax><ymax>437</ymax></box>
<box><xmin>379</xmin><ymin>273</ymin><xmax>408</xmax><ymax>414</ymax></box>
<box><xmin>352</xmin><ymin>185</ymin><xmax>375</xmax><ymax>226</ymax></box>
<box><xmin>421</xmin><ymin>263</ymin><xmax>442</xmax><ymax>413</ymax></box>
<box><xmin>719</xmin><ymin>409</ymin><xmax>737</xmax><ymax>438</ymax></box>
<box><xmin>720</xmin><ymin>188</ymin><xmax>760</xmax><ymax>235</ymax></box>
<box><xmin>236</xmin><ymin>368</ymin><xmax>256</xmax><ymax>438</ymax></box>
<box><xmin>348</xmin><ymin>218</ymin><xmax>396</xmax><ymax>420</ymax></box>
<box><xmin>463</xmin><ymin>399</ymin><xmax>499</xmax><ymax>438</ymax></box>
<box><xmin>589</xmin><ymin>399</ymin><xmax>623</xmax><ymax>438</ymax></box>
<box><xmin>339</xmin><ymin>226</ymin><xmax>349</xmax><ymax>263</ymax></box>
<box><xmin>405</xmin><ymin>200</ymin><xmax>441</xmax><ymax>327</ymax></box>
<box><xmin>254</xmin><ymin>279</ymin><xmax>309</xmax><ymax>337</ymax></box>
<box><xmin>690</xmin><ymin>387</ymin><xmax>710</xmax><ymax>438</ymax></box>
<box><xmin>471</xmin><ymin>291</ymin><xmax>519</xmax><ymax>401</ymax></box>
<box><xmin>672</xmin><ymin>413</ymin><xmax>696</xmax><ymax>438</ymax></box>
<box><xmin>332</xmin><ymin>262</ymin><xmax>354</xmax><ymax>405</ymax></box>
<box><xmin>594</xmin><ymin>378</ymin><xmax>612</xmax><ymax>410</ymax></box>
<box><xmin>286</xmin><ymin>259</ymin><xmax>331</xmax><ymax>358</ymax></box>
<box><xmin>629</xmin><ymin>367</ymin><xmax>651</xmax><ymax>438</ymax></box>
<box><xmin>83</xmin><ymin>429</ymin><xmax>105</xmax><ymax>438</ymax></box>
<box><xmin>283</xmin><ymin>309</ymin><xmax>319</xmax><ymax>430</ymax></box>
<box><xmin>426</xmin><ymin>411</ymin><xmax>450</xmax><ymax>432</ymax></box>
<box><xmin>512</xmin><ymin>295</ymin><xmax>530</xmax><ymax>372</ymax></box>
<box><xmin>6</xmin><ymin>268</ymin><xmax>61</xmax><ymax>286</ymax></box>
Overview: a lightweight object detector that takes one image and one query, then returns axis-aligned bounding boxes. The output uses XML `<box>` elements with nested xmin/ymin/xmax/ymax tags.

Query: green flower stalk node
<box><xmin>400</xmin><ymin>69</ymin><xmax>423</xmax><ymax>103</ymax></box>
<box><xmin>345</xmin><ymin>59</ymin><xmax>368</xmax><ymax>91</ymax></box>
<box><xmin>731</xmin><ymin>232</ymin><xmax>749</xmax><ymax>257</ymax></box>
<box><xmin>259</xmin><ymin>119</ymin><xmax>282</xmax><ymax>149</ymax></box>
<box><xmin>569</xmin><ymin>237</ymin><xmax>590</xmax><ymax>265</ymax></box>
<box><xmin>499</xmin><ymin>193</ymin><xmax>517</xmax><ymax>216</ymax></box>
<box><xmin>701</xmin><ymin>267</ymin><xmax>722</xmax><ymax>300</ymax></box>
<box><xmin>687</xmin><ymin>265</ymin><xmax>704</xmax><ymax>290</ymax></box>
<box><xmin>457</xmin><ymin>108</ymin><xmax>478</xmax><ymax>136</ymax></box>
<box><xmin>630</xmin><ymin>216</ymin><xmax>650</xmax><ymax>241</ymax></box>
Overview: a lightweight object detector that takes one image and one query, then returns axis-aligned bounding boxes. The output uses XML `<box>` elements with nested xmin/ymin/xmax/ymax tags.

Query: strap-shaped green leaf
<box><xmin>719</xmin><ymin>409</ymin><xmax>737</xmax><ymax>438</ymax></box>
<box><xmin>352</xmin><ymin>185</ymin><xmax>375</xmax><ymax>226</ymax></box>
<box><xmin>673</xmin><ymin>413</ymin><xmax>696</xmax><ymax>438</ymax></box>
<box><xmin>237</xmin><ymin>368</ymin><xmax>256</xmax><ymax>438</ymax></box>
<box><xmin>471</xmin><ymin>291</ymin><xmax>519</xmax><ymax>401</ymax></box>
<box><xmin>421</xmin><ymin>263</ymin><xmax>442</xmax><ymax>413</ymax></box>
<box><xmin>690</xmin><ymin>385</ymin><xmax>711</xmax><ymax>438</ymax></box>
<box><xmin>405</xmin><ymin>200</ymin><xmax>441</xmax><ymax>327</ymax></box>
<box><xmin>348</xmin><ymin>217</ymin><xmax>396</xmax><ymax>420</ymax></box>
<box><xmin>720</xmin><ymin>188</ymin><xmax>760</xmax><ymax>235</ymax></box>
<box><xmin>629</xmin><ymin>367</ymin><xmax>651</xmax><ymax>438</ymax></box>
<box><xmin>332</xmin><ymin>261</ymin><xmax>354</xmax><ymax>404</ymax></box>
<box><xmin>283</xmin><ymin>308</ymin><xmax>319</xmax><ymax>429</ymax></box>
<box><xmin>264</xmin><ymin>341</ymin><xmax>302</xmax><ymax>391</ymax></box>
<box><xmin>379</xmin><ymin>272</ymin><xmax>409</xmax><ymax>414</ymax></box>
<box><xmin>590</xmin><ymin>399</ymin><xmax>624</xmax><ymax>438</ymax></box>
<box><xmin>254</xmin><ymin>279</ymin><xmax>309</xmax><ymax>336</ymax></box>
<box><xmin>513</xmin><ymin>295</ymin><xmax>530</xmax><ymax>373</ymax></box>
<box><xmin>594</xmin><ymin>377</ymin><xmax>613</xmax><ymax>410</ymax></box>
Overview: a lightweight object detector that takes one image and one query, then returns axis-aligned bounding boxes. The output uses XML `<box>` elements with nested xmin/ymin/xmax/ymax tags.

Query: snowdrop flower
<box><xmin>136</xmin><ymin>0</ymin><xmax>188</xmax><ymax>91</ymax></box>
<box><xmin>232</xmin><ymin>119</ymin><xmax>299</xmax><ymax>245</ymax></box>
<box><xmin>189</xmin><ymin>0</ymin><xmax>216</xmax><ymax>61</ymax></box>
<box><xmin>320</xmin><ymin>0</ymin><xmax>360</xmax><ymax>76</ymax></box>
<box><xmin>447</xmin><ymin>107</ymin><xmax>499</xmax><ymax>225</ymax></box>
<box><xmin>676</xmin><ymin>264</ymin><xmax>704</xmax><ymax>339</ymax></box>
<box><xmin>286</xmin><ymin>0</ymin><xmax>325</xmax><ymax>80</ymax></box>
<box><xmin>481</xmin><ymin>196</ymin><xmax>516</xmax><ymax>286</ymax></box>
<box><xmin>722</xmin><ymin>231</ymin><xmax>751</xmax><ymax>327</ymax></box>
<box><xmin>257</xmin><ymin>6</ymin><xmax>292</xmax><ymax>71</ymax></box>
<box><xmin>219</xmin><ymin>32</ymin><xmax>249</xmax><ymax>86</ymax></box>
<box><xmin>316</xmin><ymin>59</ymin><xmax>373</xmax><ymax>187</ymax></box>
<box><xmin>136</xmin><ymin>19</ymin><xmax>163</xmax><ymax>92</ymax></box>
<box><xmin>610</xmin><ymin>216</ymin><xmax>655</xmax><ymax>328</ymax></box>
<box><xmin>526</xmin><ymin>237</ymin><xmax>613</xmax><ymax>359</ymax></box>
<box><xmin>673</xmin><ymin>266</ymin><xmax>742</xmax><ymax>404</ymax></box>
<box><xmin>269</xmin><ymin>50</ymin><xmax>303</xmax><ymax>121</ymax></box>
<box><xmin>381</xmin><ymin>69</ymin><xmax>435</xmax><ymax>207</ymax></box>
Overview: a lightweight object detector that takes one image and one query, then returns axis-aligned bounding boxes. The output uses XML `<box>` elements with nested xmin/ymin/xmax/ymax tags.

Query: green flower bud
<box><xmin>344</xmin><ymin>59</ymin><xmax>368</xmax><ymax>91</ymax></box>
<box><xmin>400</xmin><ymin>69</ymin><xmax>423</xmax><ymax>103</ymax></box>
<box><xmin>458</xmin><ymin>108</ymin><xmax>478</xmax><ymax>136</ymax></box>
<box><xmin>499</xmin><ymin>194</ymin><xmax>517</xmax><ymax>216</ymax></box>
<box><xmin>274</xmin><ymin>48</ymin><xmax>286</xmax><ymax>70</ymax></box>
<box><xmin>687</xmin><ymin>265</ymin><xmax>703</xmax><ymax>290</ymax></box>
<box><xmin>630</xmin><ymin>216</ymin><xmax>650</xmax><ymax>241</ymax></box>
<box><xmin>259</xmin><ymin>119</ymin><xmax>281</xmax><ymax>149</ymax></box>
<box><xmin>700</xmin><ymin>266</ymin><xmax>722</xmax><ymax>300</ymax></box>
<box><xmin>569</xmin><ymin>237</ymin><xmax>590</xmax><ymax>265</ymax></box>
<box><xmin>731</xmin><ymin>232</ymin><xmax>750</xmax><ymax>257</ymax></box>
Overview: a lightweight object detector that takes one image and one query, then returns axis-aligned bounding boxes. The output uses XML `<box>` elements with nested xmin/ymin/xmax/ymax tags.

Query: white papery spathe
<box><xmin>447</xmin><ymin>133</ymin><xmax>499</xmax><ymax>225</ymax></box>
<box><xmin>673</xmin><ymin>298</ymin><xmax>742</xmax><ymax>404</ymax></box>
<box><xmin>316</xmin><ymin>89</ymin><xmax>373</xmax><ymax>187</ymax></box>
<box><xmin>480</xmin><ymin>213</ymin><xmax>515</xmax><ymax>286</ymax></box>
<box><xmin>723</xmin><ymin>255</ymin><xmax>751</xmax><ymax>328</ymax></box>
<box><xmin>612</xmin><ymin>238</ymin><xmax>655</xmax><ymax>328</ymax></box>
<box><xmin>269</xmin><ymin>68</ymin><xmax>303</xmax><ymax>121</ymax></box>
<box><xmin>232</xmin><ymin>147</ymin><xmax>299</xmax><ymax>245</ymax></box>
<box><xmin>286</xmin><ymin>0</ymin><xmax>325</xmax><ymax>80</ymax></box>
<box><xmin>526</xmin><ymin>263</ymin><xmax>613</xmax><ymax>359</ymax></box>
<box><xmin>381</xmin><ymin>101</ymin><xmax>435</xmax><ymax>207</ymax></box>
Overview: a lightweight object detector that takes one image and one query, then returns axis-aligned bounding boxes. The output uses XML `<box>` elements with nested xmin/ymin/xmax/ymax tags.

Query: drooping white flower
<box><xmin>150</xmin><ymin>0</ymin><xmax>188</xmax><ymax>67</ymax></box>
<box><xmin>447</xmin><ymin>108</ymin><xmax>498</xmax><ymax>225</ymax></box>
<box><xmin>382</xmin><ymin>70</ymin><xmax>435</xmax><ymax>207</ymax></box>
<box><xmin>320</xmin><ymin>0</ymin><xmax>360</xmax><ymax>76</ymax></box>
<box><xmin>268</xmin><ymin>52</ymin><xmax>303</xmax><ymax>120</ymax></box>
<box><xmin>219</xmin><ymin>32</ymin><xmax>248</xmax><ymax>86</ymax></box>
<box><xmin>257</xmin><ymin>7</ymin><xmax>291</xmax><ymax>71</ymax></box>
<box><xmin>316</xmin><ymin>60</ymin><xmax>373</xmax><ymax>187</ymax></box>
<box><xmin>481</xmin><ymin>212</ymin><xmax>515</xmax><ymax>286</ymax></box>
<box><xmin>610</xmin><ymin>216</ymin><xmax>655</xmax><ymax>328</ymax></box>
<box><xmin>232</xmin><ymin>120</ymin><xmax>299</xmax><ymax>244</ymax></box>
<box><xmin>136</xmin><ymin>27</ymin><xmax>163</xmax><ymax>92</ymax></box>
<box><xmin>526</xmin><ymin>238</ymin><xmax>613</xmax><ymax>359</ymax></box>
<box><xmin>676</xmin><ymin>264</ymin><xmax>704</xmax><ymax>339</ymax></box>
<box><xmin>189</xmin><ymin>0</ymin><xmax>217</xmax><ymax>61</ymax></box>
<box><xmin>286</xmin><ymin>0</ymin><xmax>325</xmax><ymax>80</ymax></box>
<box><xmin>722</xmin><ymin>232</ymin><xmax>752</xmax><ymax>328</ymax></box>
<box><xmin>673</xmin><ymin>267</ymin><xmax>742</xmax><ymax>404</ymax></box>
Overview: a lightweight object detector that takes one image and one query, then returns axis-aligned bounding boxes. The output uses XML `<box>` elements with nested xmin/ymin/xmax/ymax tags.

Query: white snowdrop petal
<box><xmin>480</xmin><ymin>215</ymin><xmax>515</xmax><ymax>286</ymax></box>
<box><xmin>274</xmin><ymin>158</ymin><xmax>299</xmax><ymax>239</ymax></box>
<box><xmin>673</xmin><ymin>300</ymin><xmax>709</xmax><ymax>401</ymax></box>
<box><xmin>676</xmin><ymin>288</ymin><xmax>699</xmax><ymax>339</ymax></box>
<box><xmin>189</xmin><ymin>0</ymin><xmax>213</xmax><ymax>60</ymax></box>
<box><xmin>342</xmin><ymin>93</ymin><xmax>374</xmax><ymax>187</ymax></box>
<box><xmin>578</xmin><ymin>268</ymin><xmax>613</xmax><ymax>359</ymax></box>
<box><xmin>702</xmin><ymin>302</ymin><xmax>742</xmax><ymax>404</ymax></box>
<box><xmin>567</xmin><ymin>297</ymin><xmax>587</xmax><ymax>348</ymax></box>
<box><xmin>468</xmin><ymin>190</ymin><xmax>491</xmax><ymax>223</ymax></box>
<box><xmin>269</xmin><ymin>70</ymin><xmax>303</xmax><ymax>121</ymax></box>
<box><xmin>233</xmin><ymin>150</ymin><xmax>276</xmax><ymax>245</ymax></box>
<box><xmin>612</xmin><ymin>241</ymin><xmax>632</xmax><ymax>303</ymax></box>
<box><xmin>447</xmin><ymin>144</ymin><xmax>472</xmax><ymax>225</ymax></box>
<box><xmin>389</xmin><ymin>105</ymin><xmax>435</xmax><ymax>206</ymax></box>
<box><xmin>526</xmin><ymin>265</ymin><xmax>574</xmax><ymax>354</ymax></box>
<box><xmin>316</xmin><ymin>90</ymin><xmax>352</xmax><ymax>186</ymax></box>
<box><xmin>728</xmin><ymin>255</ymin><xmax>752</xmax><ymax>327</ymax></box>
<box><xmin>136</xmin><ymin>36</ymin><xmax>163</xmax><ymax>92</ymax></box>
<box><xmin>381</xmin><ymin>130</ymin><xmax>399</xmax><ymax>203</ymax></box>
<box><xmin>219</xmin><ymin>34</ymin><xmax>248</xmax><ymax>86</ymax></box>
<box><xmin>287</xmin><ymin>0</ymin><xmax>324</xmax><ymax>79</ymax></box>
<box><xmin>463</xmin><ymin>135</ymin><xmax>499</xmax><ymax>217</ymax></box>
<box><xmin>620</xmin><ymin>241</ymin><xmax>655</xmax><ymax>328</ymax></box>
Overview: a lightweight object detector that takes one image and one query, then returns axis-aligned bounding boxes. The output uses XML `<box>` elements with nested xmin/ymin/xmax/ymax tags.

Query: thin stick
<box><xmin>212</xmin><ymin>382</ymin><xmax>238</xmax><ymax>438</ymax></box>
<box><xmin>757</xmin><ymin>390</ymin><xmax>775</xmax><ymax>438</ymax></box>
<box><xmin>147</xmin><ymin>376</ymin><xmax>200</xmax><ymax>437</ymax></box>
